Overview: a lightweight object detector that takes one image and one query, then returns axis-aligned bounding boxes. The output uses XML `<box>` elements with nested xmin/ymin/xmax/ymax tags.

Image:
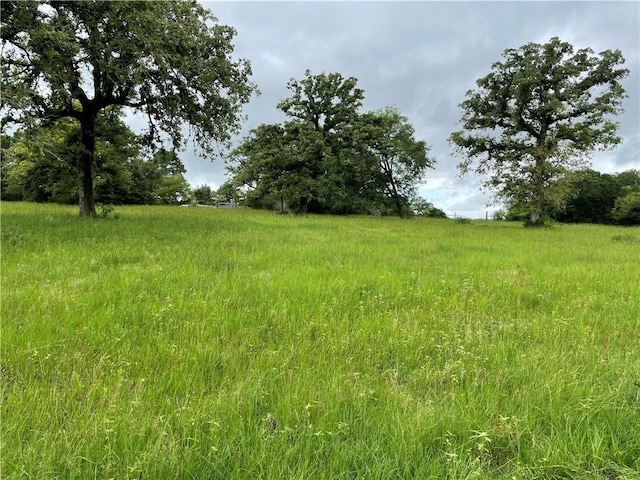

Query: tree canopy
<box><xmin>1</xmin><ymin>113</ymin><xmax>194</xmax><ymax>206</ymax></box>
<box><xmin>503</xmin><ymin>168</ymin><xmax>640</xmax><ymax>225</ymax></box>
<box><xmin>1</xmin><ymin>0</ymin><xmax>257</xmax><ymax>216</ymax></box>
<box><xmin>228</xmin><ymin>71</ymin><xmax>435</xmax><ymax>217</ymax></box>
<box><xmin>450</xmin><ymin>37</ymin><xmax>629</xmax><ymax>225</ymax></box>
<box><xmin>359</xmin><ymin>107</ymin><xmax>435</xmax><ymax>218</ymax></box>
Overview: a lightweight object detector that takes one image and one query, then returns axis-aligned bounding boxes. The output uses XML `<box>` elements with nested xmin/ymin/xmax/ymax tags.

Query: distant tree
<box><xmin>0</xmin><ymin>133</ymin><xmax>18</xmax><ymax>199</ymax></box>
<box><xmin>492</xmin><ymin>209</ymin><xmax>507</xmax><ymax>221</ymax></box>
<box><xmin>230</xmin><ymin>71</ymin><xmax>365</xmax><ymax>215</ymax></box>
<box><xmin>229</xmin><ymin>123</ymin><xmax>305</xmax><ymax>212</ymax></box>
<box><xmin>230</xmin><ymin>73</ymin><xmax>434</xmax><ymax>217</ymax></box>
<box><xmin>145</xmin><ymin>149</ymin><xmax>190</xmax><ymax>204</ymax></box>
<box><xmin>611</xmin><ymin>191</ymin><xmax>640</xmax><ymax>225</ymax></box>
<box><xmin>1</xmin><ymin>117</ymin><xmax>197</xmax><ymax>205</ymax></box>
<box><xmin>550</xmin><ymin>168</ymin><xmax>640</xmax><ymax>225</ymax></box>
<box><xmin>611</xmin><ymin>170</ymin><xmax>640</xmax><ymax>226</ymax></box>
<box><xmin>1</xmin><ymin>120</ymin><xmax>79</xmax><ymax>203</ymax></box>
<box><xmin>216</xmin><ymin>180</ymin><xmax>241</xmax><ymax>206</ymax></box>
<box><xmin>192</xmin><ymin>184</ymin><xmax>216</xmax><ymax>205</ymax></box>
<box><xmin>411</xmin><ymin>197</ymin><xmax>447</xmax><ymax>218</ymax></box>
<box><xmin>278</xmin><ymin>70</ymin><xmax>364</xmax><ymax>137</ymax></box>
<box><xmin>1</xmin><ymin>110</ymin><xmax>140</xmax><ymax>204</ymax></box>
<box><xmin>615</xmin><ymin>170</ymin><xmax>640</xmax><ymax>191</ymax></box>
<box><xmin>556</xmin><ymin>169</ymin><xmax>620</xmax><ymax>223</ymax></box>
<box><xmin>450</xmin><ymin>37</ymin><xmax>628</xmax><ymax>226</ymax></box>
<box><xmin>154</xmin><ymin>175</ymin><xmax>191</xmax><ymax>205</ymax></box>
<box><xmin>360</xmin><ymin>107</ymin><xmax>435</xmax><ymax>218</ymax></box>
<box><xmin>504</xmin><ymin>198</ymin><xmax>530</xmax><ymax>222</ymax></box>
<box><xmin>1</xmin><ymin>0</ymin><xmax>256</xmax><ymax>216</ymax></box>
<box><xmin>277</xmin><ymin>70</ymin><xmax>365</xmax><ymax>214</ymax></box>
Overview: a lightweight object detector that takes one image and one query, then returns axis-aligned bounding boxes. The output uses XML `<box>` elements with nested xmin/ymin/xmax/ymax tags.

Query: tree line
<box><xmin>0</xmin><ymin>110</ymin><xmax>208</xmax><ymax>206</ymax></box>
<box><xmin>1</xmin><ymin>0</ymin><xmax>255</xmax><ymax>216</ymax></box>
<box><xmin>4</xmin><ymin>111</ymin><xmax>635</xmax><ymax>224</ymax></box>
<box><xmin>227</xmin><ymin>71</ymin><xmax>435</xmax><ymax>217</ymax></box>
<box><xmin>1</xmin><ymin>1</ymin><xmax>636</xmax><ymax>224</ymax></box>
<box><xmin>501</xmin><ymin>168</ymin><xmax>640</xmax><ymax>225</ymax></box>
<box><xmin>0</xmin><ymin>102</ymin><xmax>445</xmax><ymax>218</ymax></box>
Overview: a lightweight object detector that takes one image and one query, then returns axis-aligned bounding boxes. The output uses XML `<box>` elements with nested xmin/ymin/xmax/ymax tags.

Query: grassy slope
<box><xmin>2</xmin><ymin>202</ymin><xmax>639</xmax><ymax>479</ymax></box>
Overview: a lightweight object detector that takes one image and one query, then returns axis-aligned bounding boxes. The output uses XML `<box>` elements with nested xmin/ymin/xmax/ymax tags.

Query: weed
<box><xmin>96</xmin><ymin>203</ymin><xmax>119</xmax><ymax>219</ymax></box>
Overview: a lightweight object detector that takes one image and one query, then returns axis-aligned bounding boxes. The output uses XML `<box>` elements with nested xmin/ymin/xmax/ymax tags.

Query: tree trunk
<box><xmin>382</xmin><ymin>158</ymin><xmax>405</xmax><ymax>218</ymax></box>
<box><xmin>529</xmin><ymin>210</ymin><xmax>541</xmax><ymax>224</ymax></box>
<box><xmin>78</xmin><ymin>113</ymin><xmax>97</xmax><ymax>217</ymax></box>
<box><xmin>296</xmin><ymin>195</ymin><xmax>308</xmax><ymax>216</ymax></box>
<box><xmin>393</xmin><ymin>195</ymin><xmax>404</xmax><ymax>218</ymax></box>
<box><xmin>388</xmin><ymin>176</ymin><xmax>404</xmax><ymax>218</ymax></box>
<box><xmin>528</xmin><ymin>145</ymin><xmax>547</xmax><ymax>226</ymax></box>
<box><xmin>529</xmin><ymin>172</ymin><xmax>544</xmax><ymax>225</ymax></box>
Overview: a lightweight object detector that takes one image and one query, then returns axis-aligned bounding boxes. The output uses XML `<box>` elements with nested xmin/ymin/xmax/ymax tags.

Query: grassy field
<box><xmin>1</xmin><ymin>202</ymin><xmax>639</xmax><ymax>479</ymax></box>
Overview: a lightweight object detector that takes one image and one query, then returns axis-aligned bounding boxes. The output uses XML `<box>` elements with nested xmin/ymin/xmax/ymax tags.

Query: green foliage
<box><xmin>492</xmin><ymin>209</ymin><xmax>506</xmax><ymax>221</ymax></box>
<box><xmin>557</xmin><ymin>169</ymin><xmax>622</xmax><ymax>223</ymax></box>
<box><xmin>153</xmin><ymin>175</ymin><xmax>191</xmax><ymax>205</ymax></box>
<box><xmin>1</xmin><ymin>115</ymin><xmax>192</xmax><ymax>205</ymax></box>
<box><xmin>1</xmin><ymin>0</ymin><xmax>256</xmax><ymax>215</ymax></box>
<box><xmin>611</xmin><ymin>191</ymin><xmax>640</xmax><ymax>225</ymax></box>
<box><xmin>229</xmin><ymin>72</ymin><xmax>434</xmax><ymax>217</ymax></box>
<box><xmin>451</xmin><ymin>37</ymin><xmax>629</xmax><ymax>225</ymax></box>
<box><xmin>96</xmin><ymin>203</ymin><xmax>118</xmax><ymax>220</ymax></box>
<box><xmin>359</xmin><ymin>107</ymin><xmax>435</xmax><ymax>218</ymax></box>
<box><xmin>216</xmin><ymin>180</ymin><xmax>241</xmax><ymax>206</ymax></box>
<box><xmin>230</xmin><ymin>122</ymin><xmax>315</xmax><ymax>213</ymax></box>
<box><xmin>555</xmin><ymin>169</ymin><xmax>640</xmax><ymax>224</ymax></box>
<box><xmin>192</xmin><ymin>184</ymin><xmax>215</xmax><ymax>205</ymax></box>
<box><xmin>144</xmin><ymin>149</ymin><xmax>190</xmax><ymax>204</ymax></box>
<box><xmin>1</xmin><ymin>119</ymin><xmax>81</xmax><ymax>203</ymax></box>
<box><xmin>278</xmin><ymin>70</ymin><xmax>366</xmax><ymax>215</ymax></box>
<box><xmin>411</xmin><ymin>196</ymin><xmax>448</xmax><ymax>218</ymax></box>
<box><xmin>4</xmin><ymin>203</ymin><xmax>638</xmax><ymax>478</ymax></box>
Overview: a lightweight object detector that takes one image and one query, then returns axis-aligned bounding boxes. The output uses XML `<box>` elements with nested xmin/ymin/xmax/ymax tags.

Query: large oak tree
<box><xmin>229</xmin><ymin>71</ymin><xmax>434</xmax><ymax>217</ymax></box>
<box><xmin>450</xmin><ymin>37</ymin><xmax>628</xmax><ymax>225</ymax></box>
<box><xmin>277</xmin><ymin>70</ymin><xmax>365</xmax><ymax>214</ymax></box>
<box><xmin>1</xmin><ymin>0</ymin><xmax>256</xmax><ymax>216</ymax></box>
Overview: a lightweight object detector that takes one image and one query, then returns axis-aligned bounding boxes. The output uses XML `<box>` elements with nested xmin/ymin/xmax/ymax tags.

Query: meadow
<box><xmin>1</xmin><ymin>202</ymin><xmax>639</xmax><ymax>479</ymax></box>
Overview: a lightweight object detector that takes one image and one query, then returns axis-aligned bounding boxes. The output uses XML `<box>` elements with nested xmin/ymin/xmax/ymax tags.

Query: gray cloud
<box><xmin>180</xmin><ymin>1</ymin><xmax>639</xmax><ymax>217</ymax></box>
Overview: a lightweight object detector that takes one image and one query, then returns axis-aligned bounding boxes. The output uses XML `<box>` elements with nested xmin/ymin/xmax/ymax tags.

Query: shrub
<box><xmin>523</xmin><ymin>216</ymin><xmax>555</xmax><ymax>228</ymax></box>
<box><xmin>611</xmin><ymin>191</ymin><xmax>640</xmax><ymax>226</ymax></box>
<box><xmin>96</xmin><ymin>203</ymin><xmax>119</xmax><ymax>219</ymax></box>
<box><xmin>492</xmin><ymin>209</ymin><xmax>506</xmax><ymax>221</ymax></box>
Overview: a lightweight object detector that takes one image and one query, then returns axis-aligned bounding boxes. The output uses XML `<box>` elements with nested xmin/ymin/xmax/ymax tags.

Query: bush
<box><xmin>410</xmin><ymin>197</ymin><xmax>447</xmax><ymax>218</ymax></box>
<box><xmin>611</xmin><ymin>192</ymin><xmax>640</xmax><ymax>226</ymax></box>
<box><xmin>492</xmin><ymin>209</ymin><xmax>506</xmax><ymax>221</ymax></box>
<box><xmin>523</xmin><ymin>216</ymin><xmax>555</xmax><ymax>228</ymax></box>
<box><xmin>96</xmin><ymin>203</ymin><xmax>119</xmax><ymax>219</ymax></box>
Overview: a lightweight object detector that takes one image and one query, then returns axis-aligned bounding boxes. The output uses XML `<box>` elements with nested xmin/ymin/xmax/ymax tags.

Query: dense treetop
<box><xmin>1</xmin><ymin>0</ymin><xmax>257</xmax><ymax>215</ymax></box>
<box><xmin>450</xmin><ymin>37</ymin><xmax>628</xmax><ymax>225</ymax></box>
<box><xmin>1</xmin><ymin>4</ymin><xmax>633</xmax><ymax>224</ymax></box>
<box><xmin>228</xmin><ymin>71</ymin><xmax>435</xmax><ymax>217</ymax></box>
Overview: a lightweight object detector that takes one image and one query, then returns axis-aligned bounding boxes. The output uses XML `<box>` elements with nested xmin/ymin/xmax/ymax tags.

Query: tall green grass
<box><xmin>2</xmin><ymin>202</ymin><xmax>639</xmax><ymax>479</ymax></box>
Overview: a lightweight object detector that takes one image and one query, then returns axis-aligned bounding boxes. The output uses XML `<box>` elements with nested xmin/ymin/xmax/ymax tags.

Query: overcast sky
<box><xmin>181</xmin><ymin>1</ymin><xmax>639</xmax><ymax>218</ymax></box>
